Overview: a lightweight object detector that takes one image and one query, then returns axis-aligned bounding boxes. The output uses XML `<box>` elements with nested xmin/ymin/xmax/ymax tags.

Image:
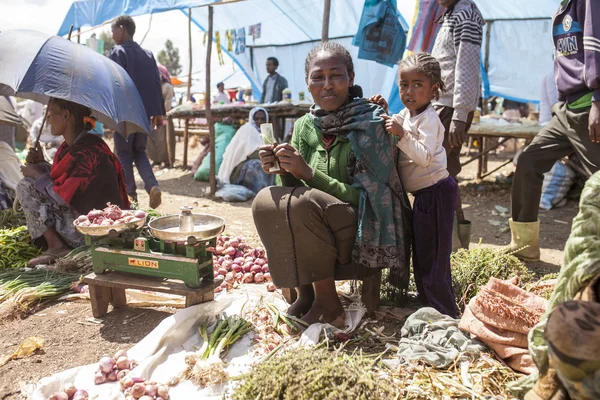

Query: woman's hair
<box><xmin>398</xmin><ymin>53</ymin><xmax>446</xmax><ymax>100</ymax></box>
<box><xmin>52</xmin><ymin>99</ymin><xmax>95</xmax><ymax>131</ymax></box>
<box><xmin>304</xmin><ymin>42</ymin><xmax>363</xmax><ymax>99</ymax></box>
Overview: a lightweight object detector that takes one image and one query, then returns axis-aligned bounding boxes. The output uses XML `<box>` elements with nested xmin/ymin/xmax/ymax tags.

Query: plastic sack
<box><xmin>352</xmin><ymin>0</ymin><xmax>407</xmax><ymax>67</ymax></box>
<box><xmin>215</xmin><ymin>183</ymin><xmax>255</xmax><ymax>202</ymax></box>
<box><xmin>194</xmin><ymin>123</ymin><xmax>236</xmax><ymax>181</ymax></box>
<box><xmin>539</xmin><ymin>162</ymin><xmax>575</xmax><ymax>211</ymax></box>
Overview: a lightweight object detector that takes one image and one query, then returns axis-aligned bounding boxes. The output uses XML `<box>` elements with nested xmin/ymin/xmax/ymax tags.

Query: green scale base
<box><xmin>85</xmin><ymin>231</ymin><xmax>215</xmax><ymax>288</ymax></box>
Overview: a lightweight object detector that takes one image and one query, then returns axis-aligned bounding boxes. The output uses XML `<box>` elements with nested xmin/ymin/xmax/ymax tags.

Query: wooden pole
<box><xmin>183</xmin><ymin>8</ymin><xmax>193</xmax><ymax>168</ymax></box>
<box><xmin>207</xmin><ymin>6</ymin><xmax>216</xmax><ymax>195</ymax></box>
<box><xmin>322</xmin><ymin>0</ymin><xmax>331</xmax><ymax>42</ymax></box>
<box><xmin>77</xmin><ymin>28</ymin><xmax>81</xmax><ymax>44</ymax></box>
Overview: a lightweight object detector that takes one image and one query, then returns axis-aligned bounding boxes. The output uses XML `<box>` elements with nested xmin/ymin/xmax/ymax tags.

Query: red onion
<box><xmin>243</xmin><ymin>262</ymin><xmax>253</xmax><ymax>273</ymax></box>
<box><xmin>235</xmin><ymin>272</ymin><xmax>243</xmax><ymax>281</ymax></box>
<box><xmin>99</xmin><ymin>357</ymin><xmax>115</xmax><ymax>374</ymax></box>
<box><xmin>255</xmin><ymin>247</ymin><xmax>266</xmax><ymax>258</ymax></box>
<box><xmin>262</xmin><ymin>264</ymin><xmax>269</xmax><ymax>273</ymax></box>
<box><xmin>243</xmin><ymin>273</ymin><xmax>254</xmax><ymax>283</ymax></box>
<box><xmin>72</xmin><ymin>390</ymin><xmax>89</xmax><ymax>400</ymax></box>
<box><xmin>222</xmin><ymin>260</ymin><xmax>233</xmax><ymax>271</ymax></box>
<box><xmin>245</xmin><ymin>256</ymin><xmax>254</xmax><ymax>263</ymax></box>
<box><xmin>254</xmin><ymin>258</ymin><xmax>266</xmax><ymax>266</ymax></box>
<box><xmin>120</xmin><ymin>376</ymin><xmax>134</xmax><ymax>389</ymax></box>
<box><xmin>117</xmin><ymin>369</ymin><xmax>130</xmax><ymax>380</ymax></box>
<box><xmin>264</xmin><ymin>272</ymin><xmax>272</xmax><ymax>282</ymax></box>
<box><xmin>48</xmin><ymin>392</ymin><xmax>68</xmax><ymax>400</ymax></box>
<box><xmin>145</xmin><ymin>384</ymin><xmax>158</xmax><ymax>396</ymax></box>
<box><xmin>215</xmin><ymin>246</ymin><xmax>225</xmax><ymax>255</ymax></box>
<box><xmin>221</xmin><ymin>235</ymin><xmax>230</xmax><ymax>242</ymax></box>
<box><xmin>233</xmin><ymin>257</ymin><xmax>245</xmax><ymax>265</ymax></box>
<box><xmin>216</xmin><ymin>274</ymin><xmax>225</xmax><ymax>281</ymax></box>
<box><xmin>116</xmin><ymin>356</ymin><xmax>130</xmax><ymax>370</ymax></box>
<box><xmin>114</xmin><ymin>349</ymin><xmax>128</xmax><ymax>359</ymax></box>
<box><xmin>225</xmin><ymin>247</ymin><xmax>237</xmax><ymax>256</ymax></box>
<box><xmin>213</xmin><ymin>271</ymin><xmax>219</xmax><ymax>278</ymax></box>
<box><xmin>61</xmin><ymin>383</ymin><xmax>77</xmax><ymax>397</ymax></box>
<box><xmin>139</xmin><ymin>396</ymin><xmax>154</xmax><ymax>400</ymax></box>
<box><xmin>134</xmin><ymin>210</ymin><xmax>147</xmax><ymax>219</ymax></box>
<box><xmin>100</xmin><ymin>219</ymin><xmax>114</xmax><ymax>226</ymax></box>
<box><xmin>225</xmin><ymin>272</ymin><xmax>235</xmax><ymax>283</ymax></box>
<box><xmin>250</xmin><ymin>265</ymin><xmax>262</xmax><ymax>274</ymax></box>
<box><xmin>214</xmin><ymin>286</ymin><xmax>223</xmax><ymax>293</ymax></box>
<box><xmin>254</xmin><ymin>272</ymin><xmax>265</xmax><ymax>283</ymax></box>
<box><xmin>93</xmin><ymin>217</ymin><xmax>106</xmax><ymax>225</ymax></box>
<box><xmin>157</xmin><ymin>398</ymin><xmax>166</xmax><ymax>400</ymax></box>
<box><xmin>235</xmin><ymin>250</ymin><xmax>244</xmax><ymax>258</ymax></box>
<box><xmin>94</xmin><ymin>371</ymin><xmax>107</xmax><ymax>385</ymax></box>
<box><xmin>75</xmin><ymin>215</ymin><xmax>89</xmax><ymax>224</ymax></box>
<box><xmin>157</xmin><ymin>385</ymin><xmax>170</xmax><ymax>399</ymax></box>
<box><xmin>87</xmin><ymin>209</ymin><xmax>103</xmax><ymax>220</ymax></box>
<box><xmin>131</xmin><ymin>382</ymin><xmax>146</xmax><ymax>399</ymax></box>
<box><xmin>103</xmin><ymin>203</ymin><xmax>123</xmax><ymax>220</ymax></box>
<box><xmin>266</xmin><ymin>282</ymin><xmax>276</xmax><ymax>292</ymax></box>
<box><xmin>129</xmin><ymin>359</ymin><xmax>139</xmax><ymax>370</ymax></box>
<box><xmin>217</xmin><ymin>256</ymin><xmax>225</xmax><ymax>264</ymax></box>
<box><xmin>229</xmin><ymin>239</ymin><xmax>240</xmax><ymax>248</ymax></box>
<box><xmin>107</xmin><ymin>369</ymin><xmax>118</xmax><ymax>381</ymax></box>
<box><xmin>232</xmin><ymin>263</ymin><xmax>242</xmax><ymax>273</ymax></box>
<box><xmin>217</xmin><ymin>267</ymin><xmax>228</xmax><ymax>276</ymax></box>
<box><xmin>238</xmin><ymin>243</ymin><xmax>247</xmax><ymax>250</ymax></box>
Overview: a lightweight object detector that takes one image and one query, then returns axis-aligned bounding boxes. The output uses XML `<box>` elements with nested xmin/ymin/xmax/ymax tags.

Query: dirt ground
<box><xmin>0</xmin><ymin>141</ymin><xmax>579</xmax><ymax>398</ymax></box>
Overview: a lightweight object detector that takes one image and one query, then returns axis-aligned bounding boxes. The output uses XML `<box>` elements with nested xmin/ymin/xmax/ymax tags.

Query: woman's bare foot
<box><xmin>301</xmin><ymin>301</ymin><xmax>345</xmax><ymax>327</ymax></box>
<box><xmin>287</xmin><ymin>297</ymin><xmax>313</xmax><ymax>318</ymax></box>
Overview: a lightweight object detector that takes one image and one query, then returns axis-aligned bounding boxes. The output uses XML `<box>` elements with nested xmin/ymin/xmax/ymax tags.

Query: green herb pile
<box><xmin>0</xmin><ymin>226</ymin><xmax>41</xmax><ymax>270</ymax></box>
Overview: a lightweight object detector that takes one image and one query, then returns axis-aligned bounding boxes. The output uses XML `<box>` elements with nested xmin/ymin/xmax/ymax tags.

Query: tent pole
<box><xmin>322</xmin><ymin>0</ymin><xmax>331</xmax><ymax>42</ymax></box>
<box><xmin>183</xmin><ymin>8</ymin><xmax>193</xmax><ymax>168</ymax></box>
<box><xmin>207</xmin><ymin>6</ymin><xmax>216</xmax><ymax>195</ymax></box>
<box><xmin>482</xmin><ymin>21</ymin><xmax>492</xmax><ymax>116</ymax></box>
<box><xmin>77</xmin><ymin>28</ymin><xmax>81</xmax><ymax>44</ymax></box>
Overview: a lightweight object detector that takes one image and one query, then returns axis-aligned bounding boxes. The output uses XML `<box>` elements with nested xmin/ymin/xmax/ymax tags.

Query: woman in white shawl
<box><xmin>218</xmin><ymin>107</ymin><xmax>274</xmax><ymax>193</ymax></box>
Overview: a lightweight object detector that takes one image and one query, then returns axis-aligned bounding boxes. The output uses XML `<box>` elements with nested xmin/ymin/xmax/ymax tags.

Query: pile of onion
<box><xmin>120</xmin><ymin>377</ymin><xmax>170</xmax><ymax>400</ymax></box>
<box><xmin>208</xmin><ymin>235</ymin><xmax>276</xmax><ymax>293</ymax></box>
<box><xmin>47</xmin><ymin>384</ymin><xmax>88</xmax><ymax>400</ymax></box>
<box><xmin>74</xmin><ymin>203</ymin><xmax>147</xmax><ymax>228</ymax></box>
<box><xmin>94</xmin><ymin>350</ymin><xmax>138</xmax><ymax>385</ymax></box>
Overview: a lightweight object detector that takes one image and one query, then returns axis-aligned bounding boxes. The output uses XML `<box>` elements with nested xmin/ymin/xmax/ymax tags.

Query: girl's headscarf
<box><xmin>249</xmin><ymin>107</ymin><xmax>268</xmax><ymax>131</ymax></box>
<box><xmin>157</xmin><ymin>64</ymin><xmax>171</xmax><ymax>83</ymax></box>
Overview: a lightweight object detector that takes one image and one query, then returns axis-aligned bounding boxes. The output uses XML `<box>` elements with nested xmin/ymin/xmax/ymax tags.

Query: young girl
<box><xmin>374</xmin><ymin>53</ymin><xmax>458</xmax><ymax>317</ymax></box>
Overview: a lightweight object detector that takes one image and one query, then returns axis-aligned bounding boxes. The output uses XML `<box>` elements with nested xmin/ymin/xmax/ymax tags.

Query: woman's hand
<box><xmin>20</xmin><ymin>163</ymin><xmax>46</xmax><ymax>179</ymax></box>
<box><xmin>258</xmin><ymin>143</ymin><xmax>284</xmax><ymax>174</ymax></box>
<box><xmin>381</xmin><ymin>114</ymin><xmax>405</xmax><ymax>139</ymax></box>
<box><xmin>275</xmin><ymin>143</ymin><xmax>313</xmax><ymax>180</ymax></box>
<box><xmin>26</xmin><ymin>145</ymin><xmax>44</xmax><ymax>164</ymax></box>
<box><xmin>369</xmin><ymin>94</ymin><xmax>389</xmax><ymax>114</ymax></box>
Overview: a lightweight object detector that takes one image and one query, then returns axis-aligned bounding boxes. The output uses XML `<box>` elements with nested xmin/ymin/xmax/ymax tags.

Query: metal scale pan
<box><xmin>148</xmin><ymin>213</ymin><xmax>225</xmax><ymax>242</ymax></box>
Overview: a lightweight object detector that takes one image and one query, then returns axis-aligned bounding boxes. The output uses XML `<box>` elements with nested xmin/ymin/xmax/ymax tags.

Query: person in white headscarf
<box><xmin>218</xmin><ymin>107</ymin><xmax>274</xmax><ymax>193</ymax></box>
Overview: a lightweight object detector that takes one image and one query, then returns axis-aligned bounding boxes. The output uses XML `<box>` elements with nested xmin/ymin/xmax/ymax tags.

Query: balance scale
<box><xmin>76</xmin><ymin>207</ymin><xmax>225</xmax><ymax>288</ymax></box>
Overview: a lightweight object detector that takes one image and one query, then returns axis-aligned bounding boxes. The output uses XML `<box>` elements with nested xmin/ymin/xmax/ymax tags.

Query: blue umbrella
<box><xmin>0</xmin><ymin>29</ymin><xmax>152</xmax><ymax>138</ymax></box>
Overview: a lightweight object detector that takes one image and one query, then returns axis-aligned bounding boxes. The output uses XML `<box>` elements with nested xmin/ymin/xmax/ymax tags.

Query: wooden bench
<box><xmin>281</xmin><ymin>266</ymin><xmax>383</xmax><ymax>318</ymax></box>
<box><xmin>83</xmin><ymin>271</ymin><xmax>221</xmax><ymax>318</ymax></box>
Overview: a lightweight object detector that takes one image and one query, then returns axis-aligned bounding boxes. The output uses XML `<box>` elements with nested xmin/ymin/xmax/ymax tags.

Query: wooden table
<box><xmin>166</xmin><ymin>102</ymin><xmax>312</xmax><ymax>170</ymax></box>
<box><xmin>84</xmin><ymin>271</ymin><xmax>220</xmax><ymax>318</ymax></box>
<box><xmin>465</xmin><ymin>122</ymin><xmax>541</xmax><ymax>179</ymax></box>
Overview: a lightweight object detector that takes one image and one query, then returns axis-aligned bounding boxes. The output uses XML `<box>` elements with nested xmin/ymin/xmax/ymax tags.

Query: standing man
<box><xmin>431</xmin><ymin>0</ymin><xmax>485</xmax><ymax>250</ymax></box>
<box><xmin>110</xmin><ymin>15</ymin><xmax>164</xmax><ymax>209</ymax></box>
<box><xmin>260</xmin><ymin>57</ymin><xmax>288</xmax><ymax>103</ymax></box>
<box><xmin>212</xmin><ymin>82</ymin><xmax>231</xmax><ymax>104</ymax></box>
<box><xmin>507</xmin><ymin>0</ymin><xmax>600</xmax><ymax>262</ymax></box>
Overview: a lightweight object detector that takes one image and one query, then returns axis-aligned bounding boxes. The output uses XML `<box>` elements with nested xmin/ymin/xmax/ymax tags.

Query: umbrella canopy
<box><xmin>0</xmin><ymin>97</ymin><xmax>25</xmax><ymax>128</ymax></box>
<box><xmin>0</xmin><ymin>30</ymin><xmax>151</xmax><ymax>137</ymax></box>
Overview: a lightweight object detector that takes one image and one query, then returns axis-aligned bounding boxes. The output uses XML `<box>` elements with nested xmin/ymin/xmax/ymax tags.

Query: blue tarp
<box><xmin>57</xmin><ymin>0</ymin><xmax>561</xmax><ymax>112</ymax></box>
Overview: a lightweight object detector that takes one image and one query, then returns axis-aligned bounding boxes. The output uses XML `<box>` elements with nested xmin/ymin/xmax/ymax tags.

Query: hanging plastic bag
<box><xmin>352</xmin><ymin>0</ymin><xmax>407</xmax><ymax>67</ymax></box>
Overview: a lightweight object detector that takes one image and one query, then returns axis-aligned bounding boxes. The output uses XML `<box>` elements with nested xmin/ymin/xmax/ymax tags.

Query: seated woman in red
<box><xmin>17</xmin><ymin>99</ymin><xmax>129</xmax><ymax>266</ymax></box>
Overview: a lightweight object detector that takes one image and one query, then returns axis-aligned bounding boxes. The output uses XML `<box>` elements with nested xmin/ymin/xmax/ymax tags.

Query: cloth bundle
<box><xmin>459</xmin><ymin>278</ymin><xmax>548</xmax><ymax>374</ymax></box>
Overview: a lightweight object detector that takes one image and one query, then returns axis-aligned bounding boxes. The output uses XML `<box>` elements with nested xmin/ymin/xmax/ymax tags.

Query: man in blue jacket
<box><xmin>110</xmin><ymin>15</ymin><xmax>164</xmax><ymax>209</ymax></box>
<box><xmin>508</xmin><ymin>0</ymin><xmax>600</xmax><ymax>261</ymax></box>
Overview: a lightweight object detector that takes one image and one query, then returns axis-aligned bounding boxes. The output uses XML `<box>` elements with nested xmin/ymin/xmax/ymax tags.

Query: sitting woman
<box><xmin>253</xmin><ymin>42</ymin><xmax>411</xmax><ymax>326</ymax></box>
<box><xmin>218</xmin><ymin>107</ymin><xmax>275</xmax><ymax>193</ymax></box>
<box><xmin>18</xmin><ymin>98</ymin><xmax>129</xmax><ymax>266</ymax></box>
